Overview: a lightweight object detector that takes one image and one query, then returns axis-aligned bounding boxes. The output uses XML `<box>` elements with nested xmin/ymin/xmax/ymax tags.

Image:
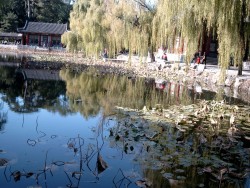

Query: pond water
<box><xmin>0</xmin><ymin>60</ymin><xmax>249</xmax><ymax>188</ymax></box>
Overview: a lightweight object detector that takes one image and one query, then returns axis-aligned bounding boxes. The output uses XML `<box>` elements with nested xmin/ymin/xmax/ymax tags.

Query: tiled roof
<box><xmin>18</xmin><ymin>21</ymin><xmax>67</xmax><ymax>35</ymax></box>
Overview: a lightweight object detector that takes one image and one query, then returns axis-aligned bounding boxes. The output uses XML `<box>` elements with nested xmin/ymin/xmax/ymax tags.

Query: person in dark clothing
<box><xmin>191</xmin><ymin>52</ymin><xmax>198</xmax><ymax>64</ymax></box>
<box><xmin>103</xmin><ymin>48</ymin><xmax>108</xmax><ymax>58</ymax></box>
<box><xmin>194</xmin><ymin>51</ymin><xmax>199</xmax><ymax>58</ymax></box>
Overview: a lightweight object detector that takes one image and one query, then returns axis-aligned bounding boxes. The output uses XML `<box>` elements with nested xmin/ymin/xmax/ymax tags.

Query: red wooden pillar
<box><xmin>26</xmin><ymin>34</ymin><xmax>29</xmax><ymax>45</ymax></box>
<box><xmin>22</xmin><ymin>34</ymin><xmax>25</xmax><ymax>45</ymax></box>
<box><xmin>38</xmin><ymin>35</ymin><xmax>41</xmax><ymax>46</ymax></box>
<box><xmin>50</xmin><ymin>35</ymin><xmax>53</xmax><ymax>47</ymax></box>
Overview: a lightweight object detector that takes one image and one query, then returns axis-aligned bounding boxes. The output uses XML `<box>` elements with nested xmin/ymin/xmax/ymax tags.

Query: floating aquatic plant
<box><xmin>112</xmin><ymin>100</ymin><xmax>250</xmax><ymax>186</ymax></box>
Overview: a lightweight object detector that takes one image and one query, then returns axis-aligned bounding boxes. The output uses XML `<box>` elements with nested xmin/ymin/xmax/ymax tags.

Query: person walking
<box><xmin>102</xmin><ymin>48</ymin><xmax>108</xmax><ymax>62</ymax></box>
<box><xmin>103</xmin><ymin>48</ymin><xmax>108</xmax><ymax>58</ymax></box>
<box><xmin>196</xmin><ymin>56</ymin><xmax>201</xmax><ymax>64</ymax></box>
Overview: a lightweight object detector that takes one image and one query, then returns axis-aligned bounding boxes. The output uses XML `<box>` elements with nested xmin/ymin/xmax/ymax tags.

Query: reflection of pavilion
<box><xmin>0</xmin><ymin>62</ymin><xmax>61</xmax><ymax>81</ymax></box>
<box><xmin>16</xmin><ymin>69</ymin><xmax>61</xmax><ymax>81</ymax></box>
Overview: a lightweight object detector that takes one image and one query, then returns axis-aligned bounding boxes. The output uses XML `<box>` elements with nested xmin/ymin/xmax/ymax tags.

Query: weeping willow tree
<box><xmin>103</xmin><ymin>0</ymin><xmax>155</xmax><ymax>58</ymax></box>
<box><xmin>62</xmin><ymin>0</ymin><xmax>109</xmax><ymax>57</ymax></box>
<box><xmin>64</xmin><ymin>0</ymin><xmax>249</xmax><ymax>76</ymax></box>
<box><xmin>62</xmin><ymin>0</ymin><xmax>156</xmax><ymax>59</ymax></box>
<box><xmin>62</xmin><ymin>0</ymin><xmax>104</xmax><ymax>54</ymax></box>
<box><xmin>153</xmin><ymin>0</ymin><xmax>250</xmax><ymax>77</ymax></box>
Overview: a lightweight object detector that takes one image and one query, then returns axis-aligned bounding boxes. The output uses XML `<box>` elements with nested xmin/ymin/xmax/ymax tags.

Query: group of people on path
<box><xmin>101</xmin><ymin>47</ymin><xmax>207</xmax><ymax>67</ymax></box>
<box><xmin>157</xmin><ymin>46</ymin><xmax>168</xmax><ymax>61</ymax></box>
<box><xmin>191</xmin><ymin>51</ymin><xmax>206</xmax><ymax>65</ymax></box>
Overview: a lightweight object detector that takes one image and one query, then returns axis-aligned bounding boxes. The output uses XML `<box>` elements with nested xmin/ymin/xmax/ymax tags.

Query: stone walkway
<box><xmin>205</xmin><ymin>57</ymin><xmax>250</xmax><ymax>77</ymax></box>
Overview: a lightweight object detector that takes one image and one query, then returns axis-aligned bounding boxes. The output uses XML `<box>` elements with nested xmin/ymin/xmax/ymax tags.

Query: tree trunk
<box><xmin>238</xmin><ymin>63</ymin><xmax>243</xmax><ymax>75</ymax></box>
<box><xmin>150</xmin><ymin>50</ymin><xmax>155</xmax><ymax>62</ymax></box>
<box><xmin>238</xmin><ymin>0</ymin><xmax>247</xmax><ymax>76</ymax></box>
<box><xmin>27</xmin><ymin>0</ymin><xmax>30</xmax><ymax>18</ymax></box>
<box><xmin>243</xmin><ymin>39</ymin><xmax>249</xmax><ymax>61</ymax></box>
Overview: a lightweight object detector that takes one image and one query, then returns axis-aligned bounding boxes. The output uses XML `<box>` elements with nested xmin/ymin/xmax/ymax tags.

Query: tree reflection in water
<box><xmin>0</xmin><ymin>65</ymin><xmax>249</xmax><ymax>187</ymax></box>
<box><xmin>59</xmin><ymin>68</ymin><xmax>193</xmax><ymax>119</ymax></box>
<box><xmin>0</xmin><ymin>102</ymin><xmax>7</xmax><ymax>131</ymax></box>
<box><xmin>59</xmin><ymin>68</ymin><xmax>249</xmax><ymax>187</ymax></box>
<box><xmin>0</xmin><ymin>66</ymin><xmax>69</xmax><ymax>115</ymax></box>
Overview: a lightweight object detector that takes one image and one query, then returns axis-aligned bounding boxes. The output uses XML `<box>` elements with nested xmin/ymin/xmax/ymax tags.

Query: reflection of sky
<box><xmin>0</xmin><ymin>97</ymin><xmax>141</xmax><ymax>188</ymax></box>
<box><xmin>59</xmin><ymin>94</ymin><xmax>68</xmax><ymax>106</ymax></box>
<box><xmin>245</xmin><ymin>176</ymin><xmax>250</xmax><ymax>188</ymax></box>
<box><xmin>15</xmin><ymin>96</ymin><xmax>24</xmax><ymax>107</ymax></box>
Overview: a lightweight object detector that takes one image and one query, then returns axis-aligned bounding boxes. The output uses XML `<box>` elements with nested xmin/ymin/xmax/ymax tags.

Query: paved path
<box><xmin>204</xmin><ymin>57</ymin><xmax>250</xmax><ymax>77</ymax></box>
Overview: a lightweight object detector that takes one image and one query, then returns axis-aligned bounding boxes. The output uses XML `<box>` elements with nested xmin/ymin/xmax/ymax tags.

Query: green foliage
<box><xmin>64</xmin><ymin>0</ymin><xmax>155</xmax><ymax>57</ymax></box>
<box><xmin>62</xmin><ymin>31</ymin><xmax>80</xmax><ymax>52</ymax></box>
<box><xmin>0</xmin><ymin>12</ymin><xmax>18</xmax><ymax>32</ymax></box>
<box><xmin>0</xmin><ymin>0</ymin><xmax>71</xmax><ymax>32</ymax></box>
<box><xmin>153</xmin><ymin>0</ymin><xmax>250</xmax><ymax>76</ymax></box>
<box><xmin>64</xmin><ymin>0</ymin><xmax>250</xmax><ymax>76</ymax></box>
<box><xmin>32</xmin><ymin>0</ymin><xmax>72</xmax><ymax>23</ymax></box>
<box><xmin>0</xmin><ymin>0</ymin><xmax>26</xmax><ymax>31</ymax></box>
<box><xmin>64</xmin><ymin>0</ymin><xmax>106</xmax><ymax>57</ymax></box>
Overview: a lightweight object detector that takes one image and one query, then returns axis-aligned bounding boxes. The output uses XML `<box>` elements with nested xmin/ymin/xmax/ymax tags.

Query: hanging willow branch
<box><xmin>63</xmin><ymin>0</ymin><xmax>155</xmax><ymax>59</ymax></box>
<box><xmin>63</xmin><ymin>0</ymin><xmax>250</xmax><ymax>76</ymax></box>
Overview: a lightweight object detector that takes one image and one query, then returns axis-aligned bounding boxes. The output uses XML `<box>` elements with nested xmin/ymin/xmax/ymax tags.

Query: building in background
<box><xmin>0</xmin><ymin>32</ymin><xmax>22</xmax><ymax>45</ymax></box>
<box><xmin>17</xmin><ymin>21</ymin><xmax>68</xmax><ymax>48</ymax></box>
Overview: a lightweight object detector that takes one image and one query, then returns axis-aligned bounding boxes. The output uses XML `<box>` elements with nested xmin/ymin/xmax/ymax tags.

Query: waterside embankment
<box><xmin>1</xmin><ymin>47</ymin><xmax>250</xmax><ymax>103</ymax></box>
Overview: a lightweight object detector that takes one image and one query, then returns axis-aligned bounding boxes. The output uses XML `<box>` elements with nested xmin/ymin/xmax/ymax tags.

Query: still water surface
<box><xmin>0</xmin><ymin>63</ymin><xmax>249</xmax><ymax>188</ymax></box>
